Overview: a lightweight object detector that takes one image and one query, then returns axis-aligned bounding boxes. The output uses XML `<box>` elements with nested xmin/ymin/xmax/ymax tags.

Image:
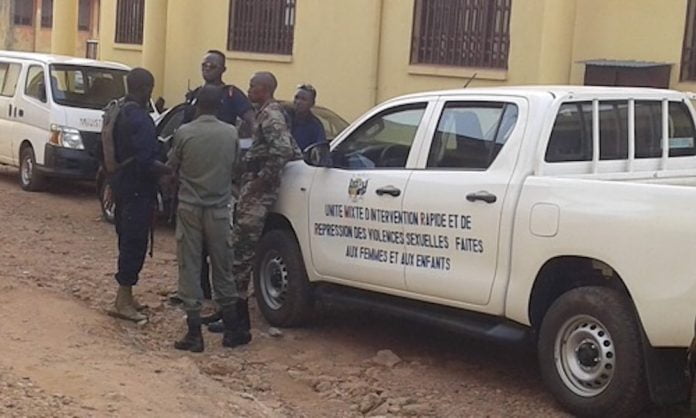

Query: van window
<box><xmin>1</xmin><ymin>63</ymin><xmax>21</xmax><ymax>97</ymax></box>
<box><xmin>50</xmin><ymin>64</ymin><xmax>127</xmax><ymax>110</ymax></box>
<box><xmin>25</xmin><ymin>66</ymin><xmax>47</xmax><ymax>103</ymax></box>
<box><xmin>668</xmin><ymin>102</ymin><xmax>696</xmax><ymax>157</ymax></box>
<box><xmin>545</xmin><ymin>102</ymin><xmax>592</xmax><ymax>162</ymax></box>
<box><xmin>427</xmin><ymin>102</ymin><xmax>518</xmax><ymax>170</ymax></box>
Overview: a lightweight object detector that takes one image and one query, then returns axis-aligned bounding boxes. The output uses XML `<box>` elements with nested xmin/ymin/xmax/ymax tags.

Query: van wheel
<box><xmin>19</xmin><ymin>146</ymin><xmax>46</xmax><ymax>192</ymax></box>
<box><xmin>253</xmin><ymin>229</ymin><xmax>314</xmax><ymax>327</ymax></box>
<box><xmin>99</xmin><ymin>180</ymin><xmax>116</xmax><ymax>224</ymax></box>
<box><xmin>538</xmin><ymin>286</ymin><xmax>647</xmax><ymax>417</ymax></box>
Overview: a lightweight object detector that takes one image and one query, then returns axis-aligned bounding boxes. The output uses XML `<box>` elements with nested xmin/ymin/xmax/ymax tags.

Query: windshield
<box><xmin>313</xmin><ymin>106</ymin><xmax>349</xmax><ymax>140</ymax></box>
<box><xmin>49</xmin><ymin>64</ymin><xmax>127</xmax><ymax>110</ymax></box>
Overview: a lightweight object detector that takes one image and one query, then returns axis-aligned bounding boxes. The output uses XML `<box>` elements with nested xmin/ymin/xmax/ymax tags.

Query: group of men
<box><xmin>108</xmin><ymin>50</ymin><xmax>325</xmax><ymax>352</ymax></box>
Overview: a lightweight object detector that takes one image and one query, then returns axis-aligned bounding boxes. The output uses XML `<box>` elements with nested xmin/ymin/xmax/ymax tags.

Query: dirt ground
<box><xmin>0</xmin><ymin>166</ymin><xmax>687</xmax><ymax>417</ymax></box>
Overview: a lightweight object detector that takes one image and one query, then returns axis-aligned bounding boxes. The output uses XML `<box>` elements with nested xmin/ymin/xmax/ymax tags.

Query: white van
<box><xmin>0</xmin><ymin>51</ymin><xmax>148</xmax><ymax>191</ymax></box>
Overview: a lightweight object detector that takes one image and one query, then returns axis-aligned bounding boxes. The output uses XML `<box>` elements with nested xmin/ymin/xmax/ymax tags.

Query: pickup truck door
<box><xmin>402</xmin><ymin>97</ymin><xmax>525</xmax><ymax>305</ymax></box>
<box><xmin>308</xmin><ymin>100</ymin><xmax>434</xmax><ymax>290</ymax></box>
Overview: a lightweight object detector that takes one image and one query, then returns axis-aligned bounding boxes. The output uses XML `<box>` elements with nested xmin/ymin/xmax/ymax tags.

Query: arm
<box><xmin>129</xmin><ymin>110</ymin><xmax>171</xmax><ymax>177</ymax></box>
<box><xmin>256</xmin><ymin>110</ymin><xmax>297</xmax><ymax>184</ymax></box>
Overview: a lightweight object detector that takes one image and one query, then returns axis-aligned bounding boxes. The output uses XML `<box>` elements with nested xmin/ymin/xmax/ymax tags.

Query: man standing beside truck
<box><xmin>109</xmin><ymin>68</ymin><xmax>172</xmax><ymax>323</ymax></box>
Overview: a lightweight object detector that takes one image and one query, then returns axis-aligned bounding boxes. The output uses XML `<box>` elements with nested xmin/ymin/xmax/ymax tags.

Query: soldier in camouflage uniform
<box><xmin>230</xmin><ymin>72</ymin><xmax>301</xmax><ymax>340</ymax></box>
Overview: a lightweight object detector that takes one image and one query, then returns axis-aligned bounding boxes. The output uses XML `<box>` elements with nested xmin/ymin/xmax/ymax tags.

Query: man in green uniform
<box><xmin>166</xmin><ymin>85</ymin><xmax>246</xmax><ymax>352</ymax></box>
<box><xmin>229</xmin><ymin>72</ymin><xmax>301</xmax><ymax>343</ymax></box>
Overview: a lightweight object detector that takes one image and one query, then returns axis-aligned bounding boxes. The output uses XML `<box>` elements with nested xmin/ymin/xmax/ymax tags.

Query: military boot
<box><xmin>113</xmin><ymin>286</ymin><xmax>147</xmax><ymax>323</ymax></box>
<box><xmin>222</xmin><ymin>300</ymin><xmax>252</xmax><ymax>348</ymax></box>
<box><xmin>203</xmin><ymin>310</ymin><xmax>224</xmax><ymax>333</ymax></box>
<box><xmin>174</xmin><ymin>312</ymin><xmax>204</xmax><ymax>353</ymax></box>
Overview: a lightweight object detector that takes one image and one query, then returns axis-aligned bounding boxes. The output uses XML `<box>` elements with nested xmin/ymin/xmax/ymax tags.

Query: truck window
<box><xmin>545</xmin><ymin>102</ymin><xmax>592</xmax><ymax>162</ymax></box>
<box><xmin>426</xmin><ymin>102</ymin><xmax>518</xmax><ymax>170</ymax></box>
<box><xmin>667</xmin><ymin>102</ymin><xmax>696</xmax><ymax>157</ymax></box>
<box><xmin>635</xmin><ymin>101</ymin><xmax>662</xmax><ymax>158</ymax></box>
<box><xmin>25</xmin><ymin>65</ymin><xmax>47</xmax><ymax>103</ymax></box>
<box><xmin>331</xmin><ymin>103</ymin><xmax>426</xmax><ymax>169</ymax></box>
<box><xmin>1</xmin><ymin>63</ymin><xmax>21</xmax><ymax>97</ymax></box>
<box><xmin>600</xmin><ymin>101</ymin><xmax>628</xmax><ymax>160</ymax></box>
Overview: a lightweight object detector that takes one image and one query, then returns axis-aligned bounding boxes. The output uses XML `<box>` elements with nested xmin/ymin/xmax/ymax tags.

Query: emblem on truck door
<box><xmin>348</xmin><ymin>177</ymin><xmax>369</xmax><ymax>202</ymax></box>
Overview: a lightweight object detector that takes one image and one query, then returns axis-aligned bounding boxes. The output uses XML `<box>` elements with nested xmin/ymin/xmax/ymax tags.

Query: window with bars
<box><xmin>682</xmin><ymin>0</ymin><xmax>696</xmax><ymax>81</ymax></box>
<box><xmin>78</xmin><ymin>0</ymin><xmax>91</xmax><ymax>31</ymax></box>
<box><xmin>115</xmin><ymin>0</ymin><xmax>144</xmax><ymax>44</ymax></box>
<box><xmin>41</xmin><ymin>0</ymin><xmax>53</xmax><ymax>28</ymax></box>
<box><xmin>13</xmin><ymin>0</ymin><xmax>33</xmax><ymax>26</ymax></box>
<box><xmin>411</xmin><ymin>0</ymin><xmax>512</xmax><ymax>69</ymax></box>
<box><xmin>227</xmin><ymin>0</ymin><xmax>296</xmax><ymax>55</ymax></box>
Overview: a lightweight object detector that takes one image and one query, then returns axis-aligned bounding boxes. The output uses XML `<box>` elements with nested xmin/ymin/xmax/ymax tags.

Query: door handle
<box><xmin>466</xmin><ymin>191</ymin><xmax>497</xmax><ymax>204</ymax></box>
<box><xmin>7</xmin><ymin>104</ymin><xmax>11</xmax><ymax>117</ymax></box>
<box><xmin>18</xmin><ymin>109</ymin><xmax>23</xmax><ymax>117</ymax></box>
<box><xmin>376</xmin><ymin>186</ymin><xmax>401</xmax><ymax>197</ymax></box>
<box><xmin>13</xmin><ymin>106</ymin><xmax>17</xmax><ymax>118</ymax></box>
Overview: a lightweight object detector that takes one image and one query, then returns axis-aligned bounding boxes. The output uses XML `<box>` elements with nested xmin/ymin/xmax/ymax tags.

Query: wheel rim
<box><xmin>20</xmin><ymin>153</ymin><xmax>32</xmax><ymax>186</ymax></box>
<box><xmin>554</xmin><ymin>314</ymin><xmax>616</xmax><ymax>397</ymax></box>
<box><xmin>259</xmin><ymin>249</ymin><xmax>288</xmax><ymax>311</ymax></box>
<box><xmin>101</xmin><ymin>183</ymin><xmax>116</xmax><ymax>221</ymax></box>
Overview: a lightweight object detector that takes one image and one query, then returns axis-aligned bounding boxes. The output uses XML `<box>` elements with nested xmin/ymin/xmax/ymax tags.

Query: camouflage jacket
<box><xmin>243</xmin><ymin>100</ymin><xmax>301</xmax><ymax>185</ymax></box>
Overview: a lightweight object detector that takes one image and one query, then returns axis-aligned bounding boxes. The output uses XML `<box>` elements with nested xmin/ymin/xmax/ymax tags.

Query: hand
<box><xmin>158</xmin><ymin>174</ymin><xmax>178</xmax><ymax>198</ymax></box>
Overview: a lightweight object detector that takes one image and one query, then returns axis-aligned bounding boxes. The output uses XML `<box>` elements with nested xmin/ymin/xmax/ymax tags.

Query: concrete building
<box><xmin>0</xmin><ymin>0</ymin><xmax>100</xmax><ymax>57</ymax></box>
<box><xmin>76</xmin><ymin>0</ymin><xmax>696</xmax><ymax>120</ymax></box>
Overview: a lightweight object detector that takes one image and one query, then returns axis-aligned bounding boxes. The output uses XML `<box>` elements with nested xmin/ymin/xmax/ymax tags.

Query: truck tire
<box><xmin>538</xmin><ymin>286</ymin><xmax>647</xmax><ymax>417</ymax></box>
<box><xmin>253</xmin><ymin>229</ymin><xmax>314</xmax><ymax>327</ymax></box>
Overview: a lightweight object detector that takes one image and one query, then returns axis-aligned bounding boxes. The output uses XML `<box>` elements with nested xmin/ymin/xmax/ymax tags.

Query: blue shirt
<box><xmin>290</xmin><ymin>112</ymin><xmax>326</xmax><ymax>151</ymax></box>
<box><xmin>112</xmin><ymin>97</ymin><xmax>159</xmax><ymax>197</ymax></box>
<box><xmin>184</xmin><ymin>85</ymin><xmax>253</xmax><ymax>125</ymax></box>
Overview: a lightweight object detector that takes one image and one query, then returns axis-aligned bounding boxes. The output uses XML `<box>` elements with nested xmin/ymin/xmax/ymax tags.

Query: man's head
<box><xmin>195</xmin><ymin>85</ymin><xmax>223</xmax><ymax>116</ymax></box>
<box><xmin>201</xmin><ymin>50</ymin><xmax>226</xmax><ymax>84</ymax></box>
<box><xmin>248</xmin><ymin>71</ymin><xmax>277</xmax><ymax>105</ymax></box>
<box><xmin>294</xmin><ymin>84</ymin><xmax>317</xmax><ymax>115</ymax></box>
<box><xmin>126</xmin><ymin>68</ymin><xmax>154</xmax><ymax>103</ymax></box>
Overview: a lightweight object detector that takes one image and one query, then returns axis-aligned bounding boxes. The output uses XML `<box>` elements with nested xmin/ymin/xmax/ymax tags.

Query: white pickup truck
<box><xmin>252</xmin><ymin>86</ymin><xmax>696</xmax><ymax>417</ymax></box>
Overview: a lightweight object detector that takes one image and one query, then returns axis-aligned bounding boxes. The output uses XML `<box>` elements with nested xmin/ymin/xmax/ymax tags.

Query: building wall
<box><xmin>97</xmin><ymin>0</ymin><xmax>696</xmax><ymax>121</ymax></box>
<box><xmin>571</xmin><ymin>0</ymin><xmax>693</xmax><ymax>90</ymax></box>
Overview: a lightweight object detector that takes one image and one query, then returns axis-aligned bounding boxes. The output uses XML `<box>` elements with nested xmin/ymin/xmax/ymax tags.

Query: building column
<box><xmin>51</xmin><ymin>0</ymin><xmax>78</xmax><ymax>55</ymax></box>
<box><xmin>142</xmin><ymin>0</ymin><xmax>168</xmax><ymax>97</ymax></box>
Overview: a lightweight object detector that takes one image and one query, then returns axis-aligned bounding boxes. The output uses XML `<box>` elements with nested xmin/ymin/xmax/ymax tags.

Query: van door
<box><xmin>308</xmin><ymin>100</ymin><xmax>433</xmax><ymax>291</ymax></box>
<box><xmin>16</xmin><ymin>64</ymin><xmax>51</xmax><ymax>166</ymax></box>
<box><xmin>402</xmin><ymin>97</ymin><xmax>525</xmax><ymax>305</ymax></box>
<box><xmin>0</xmin><ymin>60</ymin><xmax>23</xmax><ymax>164</ymax></box>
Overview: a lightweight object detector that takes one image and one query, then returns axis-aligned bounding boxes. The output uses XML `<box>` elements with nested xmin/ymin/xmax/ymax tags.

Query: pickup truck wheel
<box><xmin>538</xmin><ymin>286</ymin><xmax>647</xmax><ymax>417</ymax></box>
<box><xmin>99</xmin><ymin>180</ymin><xmax>116</xmax><ymax>224</ymax></box>
<box><xmin>19</xmin><ymin>147</ymin><xmax>46</xmax><ymax>192</ymax></box>
<box><xmin>254</xmin><ymin>229</ymin><xmax>314</xmax><ymax>327</ymax></box>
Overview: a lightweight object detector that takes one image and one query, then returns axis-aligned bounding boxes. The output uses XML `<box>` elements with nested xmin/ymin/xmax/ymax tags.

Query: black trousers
<box><xmin>115</xmin><ymin>193</ymin><xmax>155</xmax><ymax>287</ymax></box>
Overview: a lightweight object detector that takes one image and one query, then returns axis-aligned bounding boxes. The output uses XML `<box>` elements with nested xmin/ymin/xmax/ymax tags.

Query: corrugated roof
<box><xmin>581</xmin><ymin>59</ymin><xmax>672</xmax><ymax>68</ymax></box>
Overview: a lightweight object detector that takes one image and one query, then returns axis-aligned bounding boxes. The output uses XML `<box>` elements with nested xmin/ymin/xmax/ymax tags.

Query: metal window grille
<box><xmin>41</xmin><ymin>0</ymin><xmax>53</xmax><ymax>28</ymax></box>
<box><xmin>78</xmin><ymin>0</ymin><xmax>91</xmax><ymax>31</ymax></box>
<box><xmin>681</xmin><ymin>0</ymin><xmax>696</xmax><ymax>81</ymax></box>
<box><xmin>228</xmin><ymin>0</ymin><xmax>296</xmax><ymax>55</ymax></box>
<box><xmin>115</xmin><ymin>0</ymin><xmax>144</xmax><ymax>45</ymax></box>
<box><xmin>411</xmin><ymin>0</ymin><xmax>512</xmax><ymax>69</ymax></box>
<box><xmin>13</xmin><ymin>0</ymin><xmax>33</xmax><ymax>26</ymax></box>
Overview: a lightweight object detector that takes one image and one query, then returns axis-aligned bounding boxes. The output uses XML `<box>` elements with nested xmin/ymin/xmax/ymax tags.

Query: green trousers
<box><xmin>176</xmin><ymin>202</ymin><xmax>238</xmax><ymax>312</ymax></box>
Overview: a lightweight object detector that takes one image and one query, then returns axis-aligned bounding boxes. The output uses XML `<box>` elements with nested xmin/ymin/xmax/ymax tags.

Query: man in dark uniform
<box><xmin>288</xmin><ymin>84</ymin><xmax>327</xmax><ymax>151</ymax></box>
<box><xmin>111</xmin><ymin>68</ymin><xmax>172</xmax><ymax>323</ymax></box>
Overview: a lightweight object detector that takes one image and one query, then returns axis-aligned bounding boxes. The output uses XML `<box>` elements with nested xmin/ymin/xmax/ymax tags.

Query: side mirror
<box><xmin>303</xmin><ymin>142</ymin><xmax>332</xmax><ymax>167</ymax></box>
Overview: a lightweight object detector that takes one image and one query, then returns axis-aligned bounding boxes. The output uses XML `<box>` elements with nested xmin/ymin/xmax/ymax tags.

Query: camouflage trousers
<box><xmin>231</xmin><ymin>174</ymin><xmax>280</xmax><ymax>297</ymax></box>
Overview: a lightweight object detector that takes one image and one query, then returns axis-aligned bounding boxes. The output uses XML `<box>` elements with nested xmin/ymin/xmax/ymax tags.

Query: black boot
<box><xmin>174</xmin><ymin>312</ymin><xmax>204</xmax><ymax>353</ymax></box>
<box><xmin>222</xmin><ymin>300</ymin><xmax>252</xmax><ymax>348</ymax></box>
<box><xmin>207</xmin><ymin>318</ymin><xmax>225</xmax><ymax>333</ymax></box>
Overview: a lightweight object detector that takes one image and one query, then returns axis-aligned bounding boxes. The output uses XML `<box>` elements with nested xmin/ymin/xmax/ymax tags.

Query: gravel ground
<box><xmin>0</xmin><ymin>166</ymin><xmax>691</xmax><ymax>417</ymax></box>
